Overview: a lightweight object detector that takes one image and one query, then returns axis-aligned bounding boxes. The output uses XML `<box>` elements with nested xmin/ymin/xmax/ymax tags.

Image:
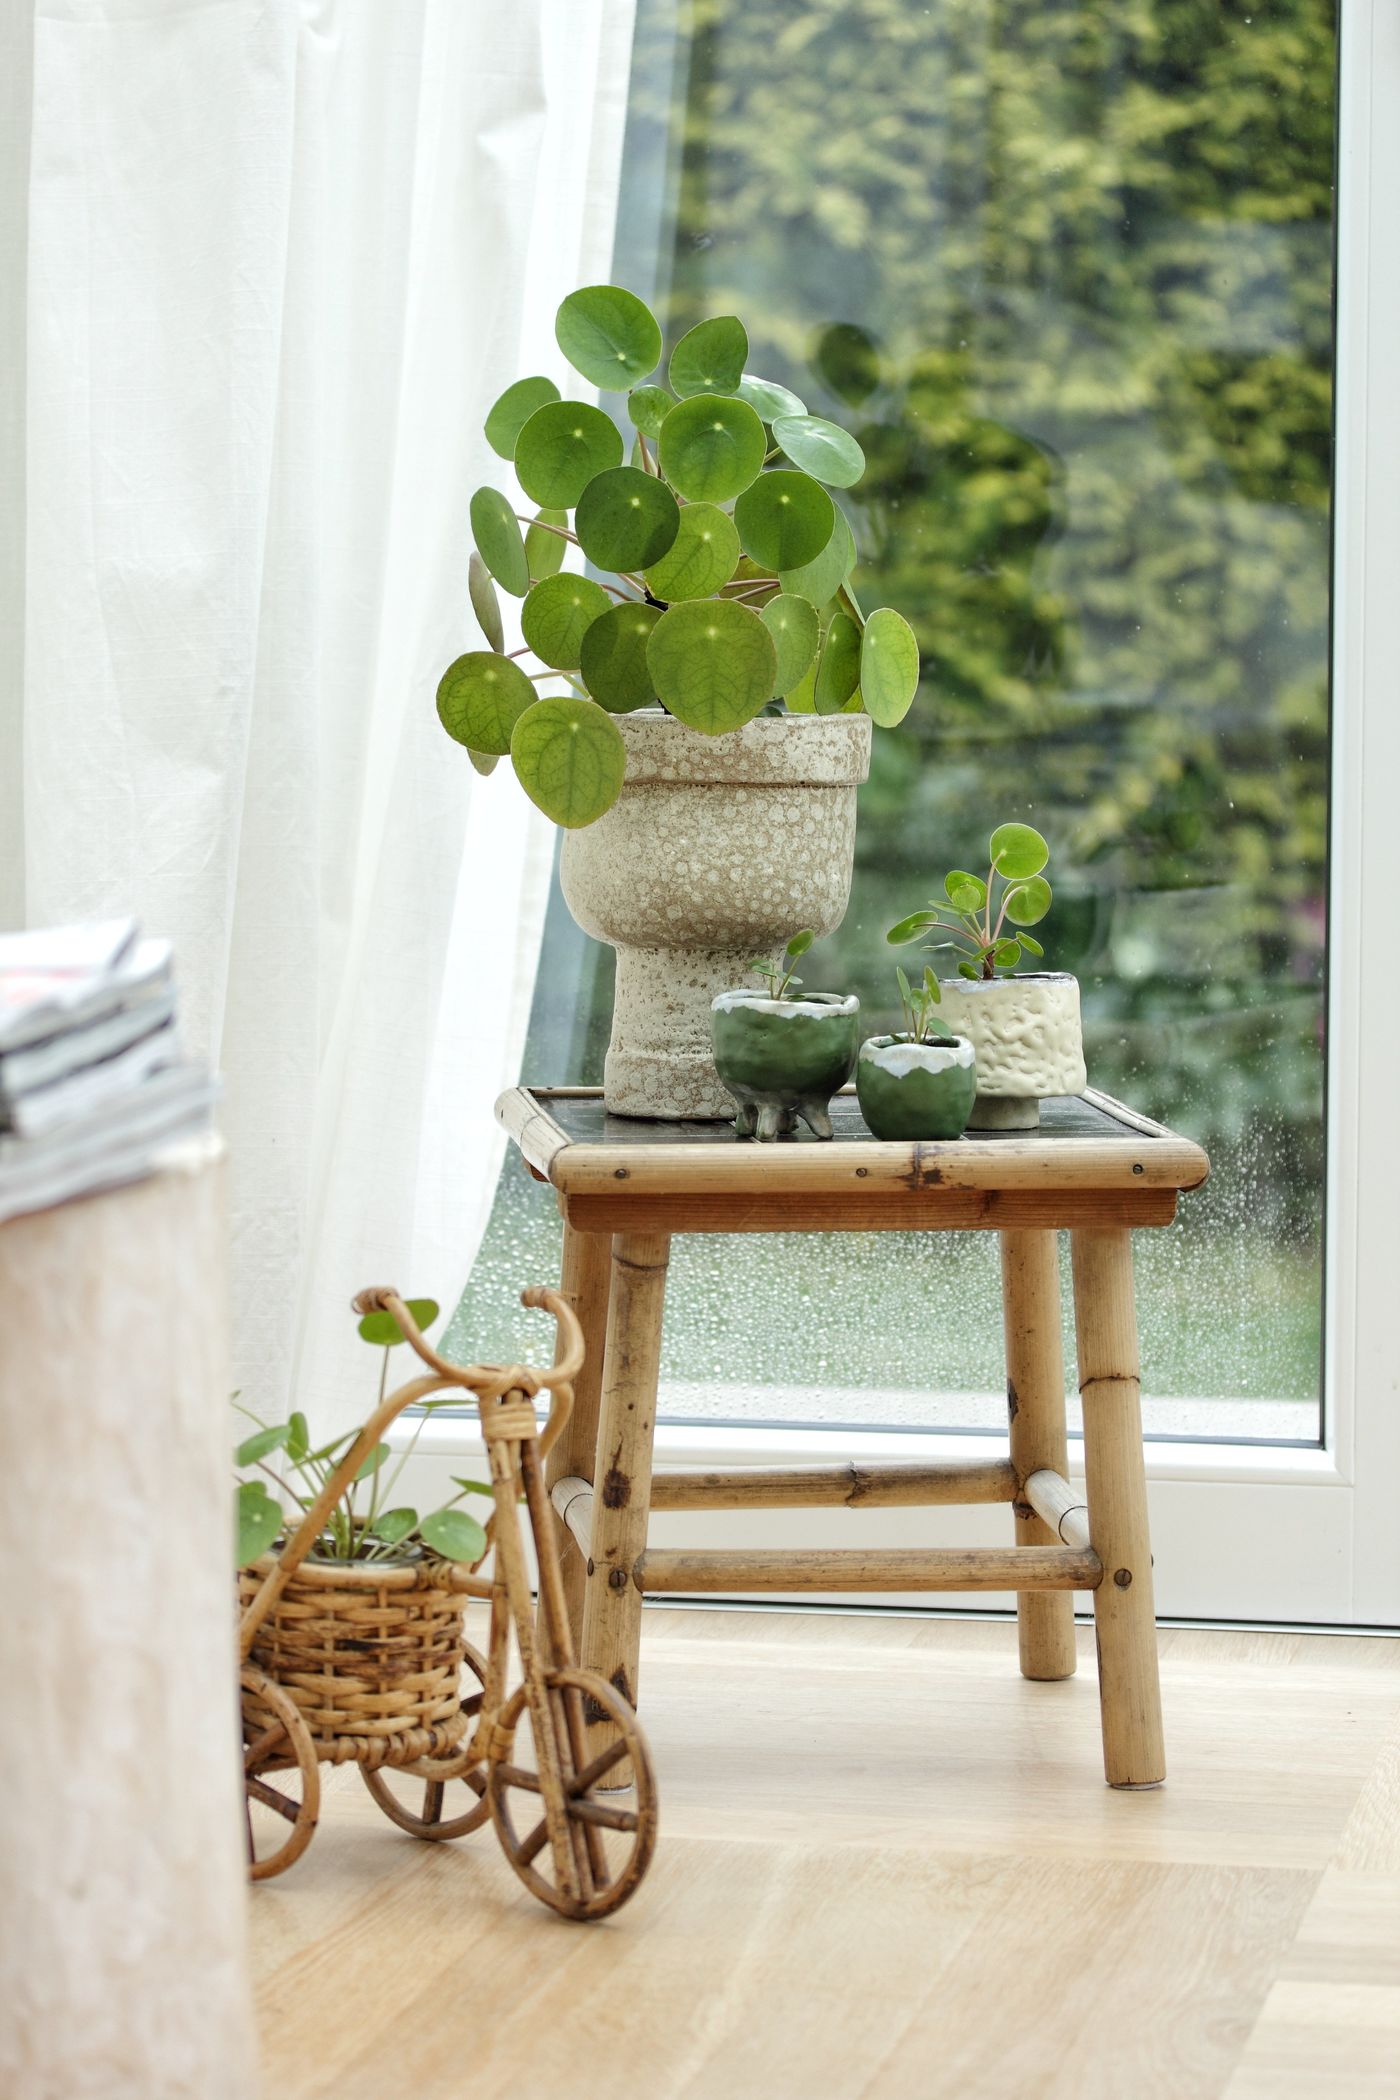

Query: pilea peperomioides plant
<box><xmin>437</xmin><ymin>285</ymin><xmax>921</xmax><ymax>827</ymax></box>
<box><xmin>886</xmin><ymin>823</ymin><xmax>1054</xmax><ymax>983</ymax></box>
<box><xmin>233</xmin><ymin>1297</ymin><xmax>491</xmax><ymax>1571</ymax></box>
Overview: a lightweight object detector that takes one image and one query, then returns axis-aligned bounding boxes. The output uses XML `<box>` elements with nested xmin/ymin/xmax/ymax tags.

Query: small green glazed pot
<box><xmin>710</xmin><ymin>990</ymin><xmax>859</xmax><ymax>1140</ymax></box>
<box><xmin>856</xmin><ymin>1033</ymin><xmax>977</xmax><ymax>1141</ymax></box>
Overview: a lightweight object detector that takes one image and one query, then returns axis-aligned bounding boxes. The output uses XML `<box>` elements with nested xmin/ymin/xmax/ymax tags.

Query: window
<box><xmin>440</xmin><ymin>0</ymin><xmax>1400</xmax><ymax>1626</ymax></box>
<box><xmin>453</xmin><ymin>0</ymin><xmax>1335</xmax><ymax>1447</ymax></box>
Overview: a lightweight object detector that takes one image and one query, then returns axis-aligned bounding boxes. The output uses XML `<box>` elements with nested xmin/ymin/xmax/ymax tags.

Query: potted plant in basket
<box><xmin>234</xmin><ymin>1296</ymin><xmax>492</xmax><ymax>1783</ymax></box>
<box><xmin>885</xmin><ymin>824</ymin><xmax>1086</xmax><ymax>1129</ymax></box>
<box><xmin>710</xmin><ymin>929</ymin><xmax>860</xmax><ymax>1141</ymax></box>
<box><xmin>856</xmin><ymin>963</ymin><xmax>977</xmax><ymax>1140</ymax></box>
<box><xmin>436</xmin><ymin>285</ymin><xmax>921</xmax><ymax>1121</ymax></box>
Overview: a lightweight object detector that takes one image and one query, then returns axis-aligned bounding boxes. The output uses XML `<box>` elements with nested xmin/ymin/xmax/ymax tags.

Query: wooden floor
<box><xmin>251</xmin><ymin>1610</ymin><xmax>1400</xmax><ymax>2100</ymax></box>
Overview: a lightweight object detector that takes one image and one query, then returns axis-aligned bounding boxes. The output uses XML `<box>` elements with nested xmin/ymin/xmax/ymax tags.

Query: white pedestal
<box><xmin>0</xmin><ymin>1141</ymin><xmax>258</xmax><ymax>2099</ymax></box>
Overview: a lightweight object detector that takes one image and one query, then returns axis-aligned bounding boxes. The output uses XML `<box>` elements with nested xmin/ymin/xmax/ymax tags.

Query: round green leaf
<box><xmin>520</xmin><ymin>572</ymin><xmax>610</xmax><ymax>668</ymax></box>
<box><xmin>887</xmin><ymin>910</ymin><xmax>940</xmax><ymax>946</ymax></box>
<box><xmin>1003</xmin><ymin>875</ymin><xmax>1053</xmax><ymax>926</ymax></box>
<box><xmin>286</xmin><ymin>1411</ymin><xmax>309</xmax><ymax>1460</ymax></box>
<box><xmin>580</xmin><ymin>600</ymin><xmax>662</xmax><ymax>711</ymax></box>
<box><xmin>783</xmin><ymin>661</ymin><xmax>817</xmax><ymax>712</ymax></box>
<box><xmin>646</xmin><ymin>599</ymin><xmax>778</xmax><ymax>734</ymax></box>
<box><xmin>468</xmin><ymin>551</ymin><xmax>504</xmax><ymax>651</ymax></box>
<box><xmin>990</xmin><ymin>823</ymin><xmax>1049</xmax><ymax>881</ymax></box>
<box><xmin>369</xmin><ymin>1507</ymin><xmax>419</xmax><ymax>1546</ymax></box>
<box><xmin>436</xmin><ymin>652</ymin><xmax>537</xmax><ymax>756</ymax></box>
<box><xmin>772</xmin><ymin>413</ymin><xmax>867</xmax><ymax>489</ymax></box>
<box><xmin>760</xmin><ymin>593</ymin><xmax>820</xmax><ymax>696</ymax></box>
<box><xmin>418</xmin><ymin>1507</ymin><xmax>488</xmax><ymax>1564</ymax></box>
<box><xmin>236</xmin><ymin>1423</ymin><xmax>291</xmax><ymax>1468</ymax></box>
<box><xmin>657</xmin><ymin>394</ymin><xmax>767</xmax><ymax>503</ymax></box>
<box><xmin>779</xmin><ymin>504</ymin><xmax>856</xmax><ymax>605</ymax></box>
<box><xmin>958</xmin><ymin>961</ymin><xmax>981</xmax><ymax>980</ymax></box>
<box><xmin>510</xmin><ymin>695</ymin><xmax>627</xmax><ymax>828</ymax></box>
<box><xmin>736</xmin><ymin>373</ymin><xmax>807</xmax><ymax>422</ymax></box>
<box><xmin>734</xmin><ymin>470</ymin><xmax>834</xmax><ymax>572</ymax></box>
<box><xmin>944</xmin><ymin>870</ymin><xmax>987</xmax><ymax>912</ymax></box>
<box><xmin>1018</xmin><ymin>931</ymin><xmax>1045</xmax><ymax>957</ymax></box>
<box><xmin>354</xmin><ymin>1441</ymin><xmax>391</xmax><ymax>1482</ymax></box>
<box><xmin>356</xmin><ymin>1298</ymin><xmax>441</xmax><ymax>1347</ymax></box>
<box><xmin>235</xmin><ymin>1483</ymin><xmax>284</xmax><ymax>1568</ymax></box>
<box><xmin>484</xmin><ymin>375</ymin><xmax>559</xmax><ymax>460</ymax></box>
<box><xmin>524</xmin><ymin>509</ymin><xmax>568</xmax><ymax>583</ymax></box>
<box><xmin>644</xmin><ymin>502</ymin><xmax>740</xmax><ymax>601</ymax></box>
<box><xmin>860</xmin><ymin>607</ymin><xmax>920</xmax><ymax>727</ymax></box>
<box><xmin>814</xmin><ymin>611</ymin><xmax>862</xmax><ymax>714</ymax></box>
<box><xmin>514</xmin><ymin>401</ymin><xmax>623</xmax><ymax>509</ymax></box>
<box><xmin>574</xmin><ymin>465</ymin><xmax>680</xmax><ymax>572</ymax></box>
<box><xmin>993</xmin><ymin>939</ymin><xmax>1023</xmax><ymax>968</ymax></box>
<box><xmin>555</xmin><ymin>285</ymin><xmax>662</xmax><ymax>389</ymax></box>
<box><xmin>628</xmin><ymin>385</ymin><xmax>674</xmax><ymax>439</ymax></box>
<box><xmin>668</xmin><ymin>315</ymin><xmax>748</xmax><ymax>399</ymax></box>
<box><xmin>469</xmin><ymin>485</ymin><xmax>530</xmax><ymax>598</ymax></box>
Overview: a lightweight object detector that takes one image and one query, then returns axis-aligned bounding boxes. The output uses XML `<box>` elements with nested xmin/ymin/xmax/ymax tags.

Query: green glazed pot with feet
<box><xmin>856</xmin><ymin>1033</ymin><xmax>977</xmax><ymax>1141</ymax></box>
<box><xmin>710</xmin><ymin>991</ymin><xmax>859</xmax><ymax>1140</ymax></box>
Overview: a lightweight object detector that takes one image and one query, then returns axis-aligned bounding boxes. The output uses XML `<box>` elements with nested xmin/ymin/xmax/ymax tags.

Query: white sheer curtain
<box><xmin>1</xmin><ymin>0</ymin><xmax>635</xmax><ymax>1430</ymax></box>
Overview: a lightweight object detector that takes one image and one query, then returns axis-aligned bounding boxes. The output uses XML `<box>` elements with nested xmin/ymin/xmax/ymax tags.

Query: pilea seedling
<box><xmin>886</xmin><ymin>823</ymin><xmax>1054</xmax><ymax>982</ymax></box>
<box><xmin>748</xmin><ymin>928</ymin><xmax>814</xmax><ymax>1000</ymax></box>
<box><xmin>894</xmin><ymin>963</ymin><xmax>955</xmax><ymax>1043</ymax></box>
<box><xmin>233</xmin><ymin>1297</ymin><xmax>492</xmax><ymax>1571</ymax></box>
<box><xmin>437</xmin><ymin>286</ymin><xmax>922</xmax><ymax>828</ymax></box>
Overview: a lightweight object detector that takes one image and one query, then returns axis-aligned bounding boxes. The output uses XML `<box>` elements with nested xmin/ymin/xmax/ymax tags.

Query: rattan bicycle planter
<box><xmin>237</xmin><ymin>1285</ymin><xmax>659</xmax><ymax>1920</ymax></box>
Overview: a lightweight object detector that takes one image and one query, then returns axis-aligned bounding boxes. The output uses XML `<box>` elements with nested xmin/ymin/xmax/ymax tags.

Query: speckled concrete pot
<box><xmin>931</xmin><ymin>972</ymin><xmax>1086</xmax><ymax>1129</ymax></box>
<box><xmin>560</xmin><ymin>711</ymin><xmax>872</xmax><ymax>1118</ymax></box>
<box><xmin>856</xmin><ymin>1033</ymin><xmax>977</xmax><ymax>1140</ymax></box>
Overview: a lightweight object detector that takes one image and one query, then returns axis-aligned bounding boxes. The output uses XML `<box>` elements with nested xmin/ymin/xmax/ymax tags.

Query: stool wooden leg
<box><xmin>1071</xmin><ymin>1228</ymin><xmax>1165</xmax><ymax>1789</ymax></box>
<box><xmin>579</xmin><ymin>1230</ymin><xmax>670</xmax><ymax>1770</ymax></box>
<box><xmin>544</xmin><ymin>1224</ymin><xmax>613</xmax><ymax>1655</ymax></box>
<box><xmin>1001</xmin><ymin>1228</ymin><xmax>1077</xmax><ymax>1682</ymax></box>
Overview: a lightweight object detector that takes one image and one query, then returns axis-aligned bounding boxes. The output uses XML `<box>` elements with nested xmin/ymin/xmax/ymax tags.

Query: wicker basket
<box><xmin>238</xmin><ymin>1551</ymin><xmax>472</xmax><ymax>1769</ymax></box>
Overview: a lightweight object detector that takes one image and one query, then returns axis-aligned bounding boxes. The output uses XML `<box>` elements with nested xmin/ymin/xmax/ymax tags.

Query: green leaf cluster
<box><xmin>439</xmin><ymin>287</ymin><xmax>921</xmax><ymax>826</ymax></box>
<box><xmin>231</xmin><ymin>1297</ymin><xmax>490</xmax><ymax>1572</ymax></box>
<box><xmin>887</xmin><ymin>826</ymin><xmax>1053</xmax><ymax>982</ymax></box>
<box><xmin>747</xmin><ymin>927</ymin><xmax>815</xmax><ymax>1001</ymax></box>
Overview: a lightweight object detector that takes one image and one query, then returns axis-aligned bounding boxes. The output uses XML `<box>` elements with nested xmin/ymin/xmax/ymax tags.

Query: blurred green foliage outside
<box><xmin>454</xmin><ymin>0</ymin><xmax>1336</xmax><ymax>1412</ymax></box>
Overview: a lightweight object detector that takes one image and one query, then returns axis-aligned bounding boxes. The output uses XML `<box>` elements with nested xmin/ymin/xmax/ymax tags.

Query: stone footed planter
<box><xmin>931</xmin><ymin>972</ymin><xmax>1086</xmax><ymax>1129</ymax></box>
<box><xmin>710</xmin><ymin>990</ymin><xmax>859</xmax><ymax>1140</ymax></box>
<box><xmin>856</xmin><ymin>1034</ymin><xmax>977</xmax><ymax>1140</ymax></box>
<box><xmin>560</xmin><ymin>711</ymin><xmax>872</xmax><ymax>1119</ymax></box>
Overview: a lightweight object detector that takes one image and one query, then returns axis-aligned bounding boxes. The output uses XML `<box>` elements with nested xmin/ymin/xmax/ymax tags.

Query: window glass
<box><xmin>448</xmin><ymin>0</ymin><xmax>1335</xmax><ymax>1441</ymax></box>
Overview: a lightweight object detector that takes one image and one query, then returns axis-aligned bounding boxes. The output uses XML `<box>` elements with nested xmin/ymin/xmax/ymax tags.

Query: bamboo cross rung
<box><xmin>1023</xmin><ymin>1467</ymin><xmax>1092</xmax><ymax>1552</ymax></box>
<box><xmin>648</xmin><ymin>1458</ymin><xmax>1018</xmax><ymax>1510</ymax></box>
<box><xmin>633</xmin><ymin>1544</ymin><xmax>1102</xmax><ymax>1595</ymax></box>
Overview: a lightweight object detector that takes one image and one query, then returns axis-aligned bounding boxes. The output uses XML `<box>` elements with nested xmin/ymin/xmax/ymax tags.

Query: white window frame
<box><xmin>403</xmin><ymin>0</ymin><xmax>1398</xmax><ymax>1628</ymax></box>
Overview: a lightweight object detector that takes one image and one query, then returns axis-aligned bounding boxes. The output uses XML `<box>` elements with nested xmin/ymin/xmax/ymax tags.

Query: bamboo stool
<box><xmin>497</xmin><ymin>1084</ymin><xmax>1210</xmax><ymax>1790</ymax></box>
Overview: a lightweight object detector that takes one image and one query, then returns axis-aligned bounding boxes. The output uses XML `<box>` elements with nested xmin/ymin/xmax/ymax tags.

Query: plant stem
<box><xmin>514</xmin><ymin>515</ymin><xmax>578</xmax><ymax>545</ymax></box>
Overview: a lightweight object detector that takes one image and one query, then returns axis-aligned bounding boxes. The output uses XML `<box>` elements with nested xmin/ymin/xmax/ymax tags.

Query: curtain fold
<box><xmin>3</xmin><ymin>0</ymin><xmax>636</xmax><ymax>1429</ymax></box>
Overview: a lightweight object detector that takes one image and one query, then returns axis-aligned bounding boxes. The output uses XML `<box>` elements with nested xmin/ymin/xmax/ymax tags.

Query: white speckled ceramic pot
<box><xmin>931</xmin><ymin>972</ymin><xmax>1087</xmax><ymax>1129</ymax></box>
<box><xmin>560</xmin><ymin>711</ymin><xmax>872</xmax><ymax>1119</ymax></box>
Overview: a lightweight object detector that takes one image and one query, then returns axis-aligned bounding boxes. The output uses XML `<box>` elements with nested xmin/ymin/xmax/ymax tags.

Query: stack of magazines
<box><xmin>0</xmin><ymin>919</ymin><xmax>216</xmax><ymax>1225</ymax></box>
